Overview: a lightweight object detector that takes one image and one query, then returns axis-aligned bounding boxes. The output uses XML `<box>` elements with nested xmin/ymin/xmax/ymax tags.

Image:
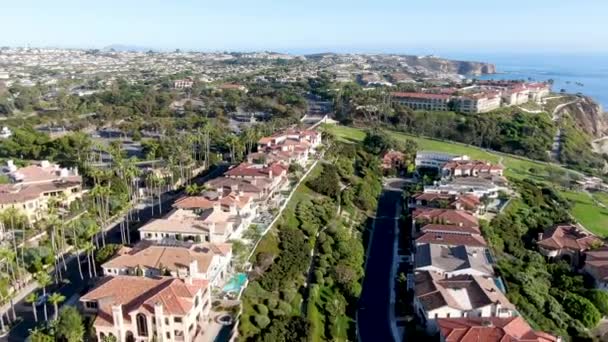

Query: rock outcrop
<box><xmin>562</xmin><ymin>96</ymin><xmax>608</xmax><ymax>138</ymax></box>
<box><xmin>402</xmin><ymin>56</ymin><xmax>496</xmax><ymax>75</ymax></box>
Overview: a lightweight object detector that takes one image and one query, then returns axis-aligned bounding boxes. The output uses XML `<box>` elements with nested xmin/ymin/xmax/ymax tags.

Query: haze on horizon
<box><xmin>2</xmin><ymin>0</ymin><xmax>608</xmax><ymax>55</ymax></box>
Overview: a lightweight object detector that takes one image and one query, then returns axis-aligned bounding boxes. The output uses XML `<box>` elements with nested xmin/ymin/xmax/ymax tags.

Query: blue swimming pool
<box><xmin>222</xmin><ymin>273</ymin><xmax>247</xmax><ymax>293</ymax></box>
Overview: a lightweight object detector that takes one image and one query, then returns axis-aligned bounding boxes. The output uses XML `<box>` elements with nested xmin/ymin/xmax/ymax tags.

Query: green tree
<box><xmin>48</xmin><ymin>292</ymin><xmax>66</xmax><ymax>320</ymax></box>
<box><xmin>586</xmin><ymin>289</ymin><xmax>608</xmax><ymax>317</ymax></box>
<box><xmin>25</xmin><ymin>292</ymin><xmax>39</xmax><ymax>322</ymax></box>
<box><xmin>55</xmin><ymin>307</ymin><xmax>85</xmax><ymax>342</ymax></box>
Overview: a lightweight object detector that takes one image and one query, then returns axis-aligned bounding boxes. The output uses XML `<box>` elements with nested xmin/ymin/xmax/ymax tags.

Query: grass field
<box><xmin>326</xmin><ymin>125</ymin><xmax>608</xmax><ymax>237</ymax></box>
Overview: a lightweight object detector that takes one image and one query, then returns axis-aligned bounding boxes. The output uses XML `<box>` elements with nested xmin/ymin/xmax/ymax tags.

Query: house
<box><xmin>414</xmin><ymin>271</ymin><xmax>516</xmax><ymax>334</ymax></box>
<box><xmin>441</xmin><ymin>160</ymin><xmax>504</xmax><ymax>178</ymax></box>
<box><xmin>415</xmin><ymin>232</ymin><xmax>488</xmax><ymax>248</ymax></box>
<box><xmin>456</xmin><ymin>92</ymin><xmax>501</xmax><ymax>113</ymax></box>
<box><xmin>257</xmin><ymin>129</ymin><xmax>321</xmax><ymax>155</ymax></box>
<box><xmin>80</xmin><ymin>276</ymin><xmax>211</xmax><ymax>342</ymax></box>
<box><xmin>583</xmin><ymin>247</ymin><xmax>608</xmax><ymax>290</ymax></box>
<box><xmin>382</xmin><ymin>150</ymin><xmax>406</xmax><ymax>170</ymax></box>
<box><xmin>536</xmin><ymin>224</ymin><xmax>602</xmax><ymax>266</ymax></box>
<box><xmin>415</xmin><ymin>243</ymin><xmax>494</xmax><ymax>277</ymax></box>
<box><xmin>437</xmin><ymin>317</ymin><xmax>561</xmax><ymax>342</ymax></box>
<box><xmin>174</xmin><ymin>77</ymin><xmax>194</xmax><ymax>89</ymax></box>
<box><xmin>412</xmin><ymin>209</ymin><xmax>479</xmax><ymax>236</ymax></box>
<box><xmin>205</xmin><ymin>177</ymin><xmax>271</xmax><ymax>202</ymax></box>
<box><xmin>424</xmin><ymin>177</ymin><xmax>504</xmax><ymax>198</ymax></box>
<box><xmin>139</xmin><ymin>203</ymin><xmax>245</xmax><ymax>244</ymax></box>
<box><xmin>411</xmin><ymin>193</ymin><xmax>482</xmax><ymax>213</ymax></box>
<box><xmin>224</xmin><ymin>162</ymin><xmax>288</xmax><ymax>197</ymax></box>
<box><xmin>415</xmin><ymin>151</ymin><xmax>469</xmax><ymax>170</ymax></box>
<box><xmin>101</xmin><ymin>240</ymin><xmax>232</xmax><ymax>288</ymax></box>
<box><xmin>0</xmin><ymin>160</ymin><xmax>83</xmax><ymax>222</ymax></box>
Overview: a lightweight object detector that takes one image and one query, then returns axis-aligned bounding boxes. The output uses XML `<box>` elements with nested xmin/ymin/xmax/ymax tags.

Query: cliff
<box><xmin>402</xmin><ymin>56</ymin><xmax>496</xmax><ymax>75</ymax></box>
<box><xmin>560</xmin><ymin>96</ymin><xmax>608</xmax><ymax>138</ymax></box>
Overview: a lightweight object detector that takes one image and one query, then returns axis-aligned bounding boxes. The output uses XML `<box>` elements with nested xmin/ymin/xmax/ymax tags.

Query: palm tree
<box><xmin>185</xmin><ymin>184</ymin><xmax>200</xmax><ymax>196</ymax></box>
<box><xmin>84</xmin><ymin>241</ymin><xmax>97</xmax><ymax>278</ymax></box>
<box><xmin>25</xmin><ymin>293</ymin><xmax>39</xmax><ymax>322</ymax></box>
<box><xmin>35</xmin><ymin>272</ymin><xmax>51</xmax><ymax>322</ymax></box>
<box><xmin>48</xmin><ymin>292</ymin><xmax>66</xmax><ymax>320</ymax></box>
<box><xmin>69</xmin><ymin>221</ymin><xmax>84</xmax><ymax>280</ymax></box>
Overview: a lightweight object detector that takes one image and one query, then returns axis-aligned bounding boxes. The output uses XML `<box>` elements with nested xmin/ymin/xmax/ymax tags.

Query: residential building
<box><xmin>536</xmin><ymin>224</ymin><xmax>602</xmax><ymax>266</ymax></box>
<box><xmin>412</xmin><ymin>209</ymin><xmax>479</xmax><ymax>234</ymax></box>
<box><xmin>415</xmin><ymin>243</ymin><xmax>494</xmax><ymax>277</ymax></box>
<box><xmin>224</xmin><ymin>162</ymin><xmax>288</xmax><ymax>197</ymax></box>
<box><xmin>0</xmin><ymin>160</ymin><xmax>83</xmax><ymax>222</ymax></box>
<box><xmin>415</xmin><ymin>232</ymin><xmax>488</xmax><ymax>248</ymax></box>
<box><xmin>424</xmin><ymin>177</ymin><xmax>504</xmax><ymax>198</ymax></box>
<box><xmin>391</xmin><ymin>92</ymin><xmax>451</xmax><ymax>111</ymax></box>
<box><xmin>414</xmin><ymin>271</ymin><xmax>516</xmax><ymax>334</ymax></box>
<box><xmin>205</xmin><ymin>177</ymin><xmax>271</xmax><ymax>202</ymax></box>
<box><xmin>436</xmin><ymin>317</ymin><xmax>561</xmax><ymax>342</ymax></box>
<box><xmin>441</xmin><ymin>160</ymin><xmax>503</xmax><ymax>178</ymax></box>
<box><xmin>101</xmin><ymin>240</ymin><xmax>232</xmax><ymax>288</ymax></box>
<box><xmin>381</xmin><ymin>150</ymin><xmax>406</xmax><ymax>170</ymax></box>
<box><xmin>257</xmin><ymin>129</ymin><xmax>321</xmax><ymax>154</ymax></box>
<box><xmin>80</xmin><ymin>276</ymin><xmax>211</xmax><ymax>342</ymax></box>
<box><xmin>415</xmin><ymin>151</ymin><xmax>469</xmax><ymax>170</ymax></box>
<box><xmin>411</xmin><ymin>193</ymin><xmax>482</xmax><ymax>213</ymax></box>
<box><xmin>174</xmin><ymin>78</ymin><xmax>194</xmax><ymax>89</ymax></box>
<box><xmin>583</xmin><ymin>247</ymin><xmax>608</xmax><ymax>290</ymax></box>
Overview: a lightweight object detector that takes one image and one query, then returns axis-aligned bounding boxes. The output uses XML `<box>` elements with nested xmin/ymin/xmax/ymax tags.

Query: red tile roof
<box><xmin>416</xmin><ymin>232</ymin><xmax>487</xmax><ymax>247</ymax></box>
<box><xmin>438</xmin><ymin>317</ymin><xmax>559</xmax><ymax>342</ymax></box>
<box><xmin>537</xmin><ymin>224</ymin><xmax>602</xmax><ymax>252</ymax></box>
<box><xmin>413</xmin><ymin>209</ymin><xmax>478</xmax><ymax>229</ymax></box>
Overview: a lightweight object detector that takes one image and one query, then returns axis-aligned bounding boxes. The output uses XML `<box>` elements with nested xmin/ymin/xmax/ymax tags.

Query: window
<box><xmin>194</xmin><ymin>296</ymin><xmax>199</xmax><ymax>307</ymax></box>
<box><xmin>84</xmin><ymin>301</ymin><xmax>98</xmax><ymax>309</ymax></box>
<box><xmin>136</xmin><ymin>313</ymin><xmax>148</xmax><ymax>337</ymax></box>
<box><xmin>165</xmin><ymin>318</ymin><xmax>169</xmax><ymax>325</ymax></box>
<box><xmin>434</xmin><ymin>313</ymin><xmax>438</xmax><ymax>319</ymax></box>
<box><xmin>174</xmin><ymin>316</ymin><xmax>182</xmax><ymax>323</ymax></box>
<box><xmin>166</xmin><ymin>332</ymin><xmax>171</xmax><ymax>339</ymax></box>
<box><xmin>446</xmin><ymin>313</ymin><xmax>450</xmax><ymax>318</ymax></box>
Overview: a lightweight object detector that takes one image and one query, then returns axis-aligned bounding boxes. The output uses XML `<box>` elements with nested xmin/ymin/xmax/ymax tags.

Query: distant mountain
<box><xmin>102</xmin><ymin>44</ymin><xmax>155</xmax><ymax>52</ymax></box>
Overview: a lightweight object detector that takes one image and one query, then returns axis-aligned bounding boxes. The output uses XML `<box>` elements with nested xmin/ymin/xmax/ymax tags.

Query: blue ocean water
<box><xmin>455</xmin><ymin>53</ymin><xmax>608</xmax><ymax>109</ymax></box>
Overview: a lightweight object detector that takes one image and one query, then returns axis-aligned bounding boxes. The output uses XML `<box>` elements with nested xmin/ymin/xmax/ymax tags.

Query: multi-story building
<box><xmin>224</xmin><ymin>162</ymin><xmax>288</xmax><ymax>197</ymax></box>
<box><xmin>101</xmin><ymin>240</ymin><xmax>232</xmax><ymax>288</ymax></box>
<box><xmin>391</xmin><ymin>92</ymin><xmax>451</xmax><ymax>111</ymax></box>
<box><xmin>456</xmin><ymin>93</ymin><xmax>501</xmax><ymax>113</ymax></box>
<box><xmin>0</xmin><ymin>160</ymin><xmax>83</xmax><ymax>222</ymax></box>
<box><xmin>80</xmin><ymin>276</ymin><xmax>211</xmax><ymax>342</ymax></box>
<box><xmin>414</xmin><ymin>271</ymin><xmax>516</xmax><ymax>334</ymax></box>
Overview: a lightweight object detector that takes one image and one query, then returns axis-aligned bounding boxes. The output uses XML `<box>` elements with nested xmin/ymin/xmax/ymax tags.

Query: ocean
<box><xmin>451</xmin><ymin>53</ymin><xmax>608</xmax><ymax>110</ymax></box>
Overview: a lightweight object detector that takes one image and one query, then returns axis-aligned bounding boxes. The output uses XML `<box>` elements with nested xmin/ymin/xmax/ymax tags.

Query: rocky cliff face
<box><xmin>563</xmin><ymin>96</ymin><xmax>608</xmax><ymax>138</ymax></box>
<box><xmin>402</xmin><ymin>56</ymin><xmax>496</xmax><ymax>75</ymax></box>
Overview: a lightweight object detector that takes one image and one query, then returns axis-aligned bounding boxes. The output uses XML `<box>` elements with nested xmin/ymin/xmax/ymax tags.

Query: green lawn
<box><xmin>327</xmin><ymin>125</ymin><xmax>576</xmax><ymax>182</ymax></box>
<box><xmin>327</xmin><ymin>124</ymin><xmax>608</xmax><ymax>237</ymax></box>
<box><xmin>563</xmin><ymin>190</ymin><xmax>608</xmax><ymax>237</ymax></box>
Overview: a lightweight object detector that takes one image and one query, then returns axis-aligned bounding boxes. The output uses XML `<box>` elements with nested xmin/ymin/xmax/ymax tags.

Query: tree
<box><xmin>362</xmin><ymin>130</ymin><xmax>394</xmax><ymax>155</ymax></box>
<box><xmin>586</xmin><ymin>289</ymin><xmax>608</xmax><ymax>317</ymax></box>
<box><xmin>28</xmin><ymin>327</ymin><xmax>54</xmax><ymax>342</ymax></box>
<box><xmin>35</xmin><ymin>272</ymin><xmax>51</xmax><ymax>322</ymax></box>
<box><xmin>48</xmin><ymin>292</ymin><xmax>66</xmax><ymax>320</ymax></box>
<box><xmin>25</xmin><ymin>292</ymin><xmax>39</xmax><ymax>322</ymax></box>
<box><xmin>255</xmin><ymin>316</ymin><xmax>310</xmax><ymax>342</ymax></box>
<box><xmin>563</xmin><ymin>289</ymin><xmax>601</xmax><ymax>328</ymax></box>
<box><xmin>55</xmin><ymin>307</ymin><xmax>85</xmax><ymax>342</ymax></box>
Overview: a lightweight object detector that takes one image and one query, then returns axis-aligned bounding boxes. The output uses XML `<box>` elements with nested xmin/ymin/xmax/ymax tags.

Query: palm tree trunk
<box><xmin>10</xmin><ymin>298</ymin><xmax>16</xmax><ymax>322</ymax></box>
<box><xmin>42</xmin><ymin>287</ymin><xmax>48</xmax><ymax>322</ymax></box>
<box><xmin>91</xmin><ymin>253</ymin><xmax>98</xmax><ymax>277</ymax></box>
<box><xmin>54</xmin><ymin>303</ymin><xmax>59</xmax><ymax>321</ymax></box>
<box><xmin>87</xmin><ymin>251</ymin><xmax>93</xmax><ymax>278</ymax></box>
<box><xmin>31</xmin><ymin>302</ymin><xmax>38</xmax><ymax>322</ymax></box>
<box><xmin>0</xmin><ymin>312</ymin><xmax>5</xmax><ymax>332</ymax></box>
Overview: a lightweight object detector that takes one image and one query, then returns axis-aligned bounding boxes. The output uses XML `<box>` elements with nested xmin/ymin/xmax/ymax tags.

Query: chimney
<box><xmin>185</xmin><ymin>276</ymin><xmax>193</xmax><ymax>285</ymax></box>
<box><xmin>538</xmin><ymin>232</ymin><xmax>543</xmax><ymax>241</ymax></box>
<box><xmin>111</xmin><ymin>305</ymin><xmax>124</xmax><ymax>333</ymax></box>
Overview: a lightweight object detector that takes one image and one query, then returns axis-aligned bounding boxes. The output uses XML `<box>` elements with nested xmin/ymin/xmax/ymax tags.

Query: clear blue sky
<box><xmin>2</xmin><ymin>0</ymin><xmax>607</xmax><ymax>54</ymax></box>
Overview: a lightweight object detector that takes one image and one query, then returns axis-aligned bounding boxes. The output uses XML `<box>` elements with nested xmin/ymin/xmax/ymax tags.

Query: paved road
<box><xmin>2</xmin><ymin>165</ymin><xmax>228</xmax><ymax>341</ymax></box>
<box><xmin>357</xmin><ymin>188</ymin><xmax>402</xmax><ymax>342</ymax></box>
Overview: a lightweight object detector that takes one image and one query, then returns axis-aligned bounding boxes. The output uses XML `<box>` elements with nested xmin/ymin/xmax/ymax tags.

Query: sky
<box><xmin>1</xmin><ymin>0</ymin><xmax>608</xmax><ymax>55</ymax></box>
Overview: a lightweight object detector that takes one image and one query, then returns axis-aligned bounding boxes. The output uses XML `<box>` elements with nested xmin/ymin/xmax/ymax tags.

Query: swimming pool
<box><xmin>222</xmin><ymin>273</ymin><xmax>247</xmax><ymax>293</ymax></box>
